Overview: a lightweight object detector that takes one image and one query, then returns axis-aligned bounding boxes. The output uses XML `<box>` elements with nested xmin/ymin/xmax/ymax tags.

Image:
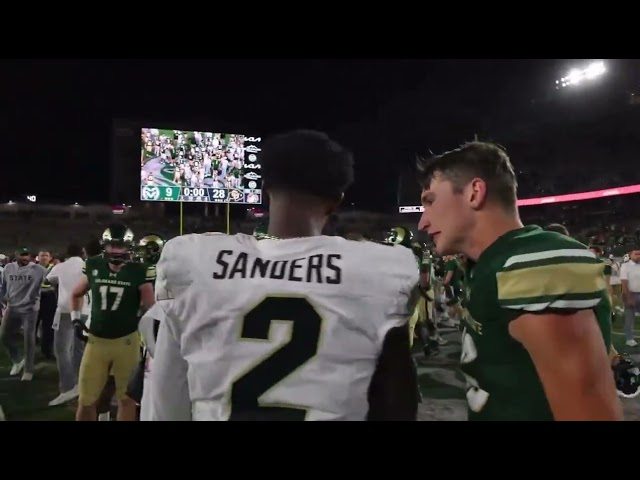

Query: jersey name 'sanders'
<box><xmin>213</xmin><ymin>250</ymin><xmax>342</xmax><ymax>284</ymax></box>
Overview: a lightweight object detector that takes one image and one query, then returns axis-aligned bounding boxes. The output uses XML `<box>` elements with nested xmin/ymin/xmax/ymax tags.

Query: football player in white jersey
<box><xmin>150</xmin><ymin>129</ymin><xmax>420</xmax><ymax>421</ymax></box>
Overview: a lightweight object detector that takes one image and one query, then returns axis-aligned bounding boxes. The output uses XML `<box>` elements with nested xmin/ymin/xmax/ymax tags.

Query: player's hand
<box><xmin>72</xmin><ymin>320</ymin><xmax>88</xmax><ymax>342</ymax></box>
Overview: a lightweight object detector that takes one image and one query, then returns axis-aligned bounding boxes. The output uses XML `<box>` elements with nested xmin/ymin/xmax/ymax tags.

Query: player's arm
<box><xmin>139</xmin><ymin>302</ymin><xmax>167</xmax><ymax>358</ymax></box>
<box><xmin>366</xmin><ymin>321</ymin><xmax>419</xmax><ymax>421</ymax></box>
<box><xmin>139</xmin><ymin>282</ymin><xmax>155</xmax><ymax>314</ymax></box>
<box><xmin>498</xmin><ymin>251</ymin><xmax>622</xmax><ymax>421</ymax></box>
<box><xmin>136</xmin><ymin>264</ymin><xmax>157</xmax><ymax>316</ymax></box>
<box><xmin>149</xmin><ymin>312</ymin><xmax>191</xmax><ymax>421</ymax></box>
<box><xmin>70</xmin><ymin>275</ymin><xmax>90</xmax><ymax>313</ymax></box>
<box><xmin>509</xmin><ymin>310</ymin><xmax>622</xmax><ymax>420</ymax></box>
<box><xmin>443</xmin><ymin>267</ymin><xmax>453</xmax><ymax>286</ymax></box>
<box><xmin>46</xmin><ymin>264</ymin><xmax>61</xmax><ymax>285</ymax></box>
<box><xmin>367</xmin><ymin>270</ymin><xmax>421</xmax><ymax>421</ymax></box>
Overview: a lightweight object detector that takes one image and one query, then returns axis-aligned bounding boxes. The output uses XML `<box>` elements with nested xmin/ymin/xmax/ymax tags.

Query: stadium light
<box><xmin>555</xmin><ymin>61</ymin><xmax>606</xmax><ymax>89</ymax></box>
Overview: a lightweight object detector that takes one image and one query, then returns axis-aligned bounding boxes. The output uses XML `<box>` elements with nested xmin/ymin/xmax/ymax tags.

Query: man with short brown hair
<box><xmin>416</xmin><ymin>141</ymin><xmax>622</xmax><ymax>421</ymax></box>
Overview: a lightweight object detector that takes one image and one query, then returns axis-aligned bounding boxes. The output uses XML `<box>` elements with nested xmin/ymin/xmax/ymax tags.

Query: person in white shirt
<box><xmin>45</xmin><ymin>244</ymin><xmax>89</xmax><ymax>406</ymax></box>
<box><xmin>609</xmin><ymin>255</ymin><xmax>623</xmax><ymax>315</ymax></box>
<box><xmin>620</xmin><ymin>249</ymin><xmax>640</xmax><ymax>347</ymax></box>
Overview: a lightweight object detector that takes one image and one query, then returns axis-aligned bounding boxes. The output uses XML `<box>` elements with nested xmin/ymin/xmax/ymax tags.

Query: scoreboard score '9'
<box><xmin>139</xmin><ymin>128</ymin><xmax>263</xmax><ymax>205</ymax></box>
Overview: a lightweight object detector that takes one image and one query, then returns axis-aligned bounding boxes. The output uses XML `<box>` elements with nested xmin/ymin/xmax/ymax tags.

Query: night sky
<box><xmin>2</xmin><ymin>59</ymin><xmax>636</xmax><ymax>212</ymax></box>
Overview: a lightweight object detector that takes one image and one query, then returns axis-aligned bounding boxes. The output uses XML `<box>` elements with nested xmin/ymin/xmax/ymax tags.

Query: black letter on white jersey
<box><xmin>326</xmin><ymin>254</ymin><xmax>342</xmax><ymax>284</ymax></box>
<box><xmin>213</xmin><ymin>250</ymin><xmax>233</xmax><ymax>279</ymax></box>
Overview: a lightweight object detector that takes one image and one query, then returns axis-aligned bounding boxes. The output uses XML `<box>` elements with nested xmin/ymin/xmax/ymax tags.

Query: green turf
<box><xmin>611</xmin><ymin>312</ymin><xmax>640</xmax><ymax>355</ymax></box>
<box><xmin>0</xmin><ymin>342</ymin><xmax>75</xmax><ymax>421</ymax></box>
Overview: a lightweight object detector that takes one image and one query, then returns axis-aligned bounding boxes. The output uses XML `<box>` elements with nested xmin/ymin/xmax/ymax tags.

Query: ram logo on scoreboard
<box><xmin>139</xmin><ymin>128</ymin><xmax>263</xmax><ymax>204</ymax></box>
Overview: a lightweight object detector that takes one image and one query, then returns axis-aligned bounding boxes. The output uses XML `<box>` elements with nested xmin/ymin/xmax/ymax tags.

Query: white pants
<box><xmin>140</xmin><ymin>355</ymin><xmax>153</xmax><ymax>421</ymax></box>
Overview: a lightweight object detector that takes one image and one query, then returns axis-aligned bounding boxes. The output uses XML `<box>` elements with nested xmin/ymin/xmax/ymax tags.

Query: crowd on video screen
<box><xmin>141</xmin><ymin>129</ymin><xmax>246</xmax><ymax>189</ymax></box>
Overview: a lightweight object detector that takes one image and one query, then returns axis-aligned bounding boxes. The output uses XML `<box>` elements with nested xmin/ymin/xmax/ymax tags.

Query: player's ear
<box><xmin>467</xmin><ymin>178</ymin><xmax>487</xmax><ymax>210</ymax></box>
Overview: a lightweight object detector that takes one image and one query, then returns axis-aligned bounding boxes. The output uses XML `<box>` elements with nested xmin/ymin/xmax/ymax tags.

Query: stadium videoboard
<box><xmin>140</xmin><ymin>128</ymin><xmax>262</xmax><ymax>204</ymax></box>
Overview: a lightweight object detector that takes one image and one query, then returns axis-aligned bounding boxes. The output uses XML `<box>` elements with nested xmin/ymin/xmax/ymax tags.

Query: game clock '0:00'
<box><xmin>183</xmin><ymin>187</ymin><xmax>207</xmax><ymax>197</ymax></box>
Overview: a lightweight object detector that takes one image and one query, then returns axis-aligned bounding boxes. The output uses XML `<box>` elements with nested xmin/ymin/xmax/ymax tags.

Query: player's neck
<box><xmin>267</xmin><ymin>213</ymin><xmax>325</xmax><ymax>239</ymax></box>
<box><xmin>267</xmin><ymin>194</ymin><xmax>327</xmax><ymax>239</ymax></box>
<box><xmin>464</xmin><ymin>210</ymin><xmax>524</xmax><ymax>261</ymax></box>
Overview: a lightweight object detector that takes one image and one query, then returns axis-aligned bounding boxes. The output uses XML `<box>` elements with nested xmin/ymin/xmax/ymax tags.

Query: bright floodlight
<box><xmin>556</xmin><ymin>61</ymin><xmax>606</xmax><ymax>88</ymax></box>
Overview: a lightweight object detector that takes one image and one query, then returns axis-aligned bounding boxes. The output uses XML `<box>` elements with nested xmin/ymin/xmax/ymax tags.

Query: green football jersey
<box><xmin>420</xmin><ymin>252</ymin><xmax>435</xmax><ymax>285</ymax></box>
<box><xmin>84</xmin><ymin>255</ymin><xmax>154</xmax><ymax>339</ymax></box>
<box><xmin>445</xmin><ymin>258</ymin><xmax>462</xmax><ymax>289</ymax></box>
<box><xmin>461</xmin><ymin>225</ymin><xmax>611</xmax><ymax>421</ymax></box>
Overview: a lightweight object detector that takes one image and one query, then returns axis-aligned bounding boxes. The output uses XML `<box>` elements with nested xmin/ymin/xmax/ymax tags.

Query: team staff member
<box><xmin>46</xmin><ymin>244</ymin><xmax>88</xmax><ymax>406</ymax></box>
<box><xmin>71</xmin><ymin>224</ymin><xmax>155</xmax><ymax>421</ymax></box>
<box><xmin>37</xmin><ymin>250</ymin><xmax>56</xmax><ymax>359</ymax></box>
<box><xmin>0</xmin><ymin>248</ymin><xmax>49</xmax><ymax>381</ymax></box>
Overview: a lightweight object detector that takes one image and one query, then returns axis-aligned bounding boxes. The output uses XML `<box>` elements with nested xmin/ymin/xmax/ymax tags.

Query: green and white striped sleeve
<box><xmin>497</xmin><ymin>247</ymin><xmax>606</xmax><ymax>313</ymax></box>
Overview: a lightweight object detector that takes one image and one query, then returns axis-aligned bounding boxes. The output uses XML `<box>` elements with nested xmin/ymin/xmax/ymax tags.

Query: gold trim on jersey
<box><xmin>497</xmin><ymin>262</ymin><xmax>606</xmax><ymax>302</ymax></box>
<box><xmin>145</xmin><ymin>265</ymin><xmax>157</xmax><ymax>282</ymax></box>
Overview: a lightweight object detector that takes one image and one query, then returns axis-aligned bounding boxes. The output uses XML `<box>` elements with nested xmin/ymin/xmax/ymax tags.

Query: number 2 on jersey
<box><xmin>98</xmin><ymin>285</ymin><xmax>124</xmax><ymax>311</ymax></box>
<box><xmin>229</xmin><ymin>297</ymin><xmax>323</xmax><ymax>421</ymax></box>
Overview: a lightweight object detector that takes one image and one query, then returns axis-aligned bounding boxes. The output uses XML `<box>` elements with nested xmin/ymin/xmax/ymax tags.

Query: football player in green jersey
<box><xmin>411</xmin><ymin>241</ymin><xmax>446</xmax><ymax>354</ymax></box>
<box><xmin>416</xmin><ymin>141</ymin><xmax>622</xmax><ymax>421</ymax></box>
<box><xmin>70</xmin><ymin>224</ymin><xmax>156</xmax><ymax>421</ymax></box>
<box><xmin>135</xmin><ymin>234</ymin><xmax>165</xmax><ymax>266</ymax></box>
<box><xmin>134</xmin><ymin>233</ymin><xmax>164</xmax><ymax>284</ymax></box>
<box><xmin>442</xmin><ymin>254</ymin><xmax>464</xmax><ymax>327</ymax></box>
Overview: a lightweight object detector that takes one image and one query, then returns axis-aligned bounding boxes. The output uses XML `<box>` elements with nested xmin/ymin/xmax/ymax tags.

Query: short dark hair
<box><xmin>416</xmin><ymin>141</ymin><xmax>518</xmax><ymax>211</ymax></box>
<box><xmin>67</xmin><ymin>243</ymin><xmax>84</xmax><ymax>258</ymax></box>
<box><xmin>544</xmin><ymin>223</ymin><xmax>570</xmax><ymax>236</ymax></box>
<box><xmin>261</xmin><ymin>129</ymin><xmax>354</xmax><ymax>201</ymax></box>
<box><xmin>85</xmin><ymin>238</ymin><xmax>102</xmax><ymax>257</ymax></box>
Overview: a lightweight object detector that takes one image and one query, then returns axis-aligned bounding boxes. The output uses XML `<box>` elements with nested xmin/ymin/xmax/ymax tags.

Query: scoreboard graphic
<box><xmin>140</xmin><ymin>127</ymin><xmax>262</xmax><ymax>204</ymax></box>
<box><xmin>140</xmin><ymin>186</ymin><xmax>259</xmax><ymax>204</ymax></box>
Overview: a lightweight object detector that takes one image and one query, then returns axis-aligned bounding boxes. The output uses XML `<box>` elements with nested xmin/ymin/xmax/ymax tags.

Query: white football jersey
<box><xmin>150</xmin><ymin>233</ymin><xmax>418</xmax><ymax>421</ymax></box>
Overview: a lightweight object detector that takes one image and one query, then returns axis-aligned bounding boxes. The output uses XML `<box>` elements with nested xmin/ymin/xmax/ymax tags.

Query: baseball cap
<box><xmin>16</xmin><ymin>247</ymin><xmax>31</xmax><ymax>256</ymax></box>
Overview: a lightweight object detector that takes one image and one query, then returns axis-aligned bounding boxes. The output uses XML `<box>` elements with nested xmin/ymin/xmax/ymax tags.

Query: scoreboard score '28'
<box><xmin>140</xmin><ymin>127</ymin><xmax>262</xmax><ymax>204</ymax></box>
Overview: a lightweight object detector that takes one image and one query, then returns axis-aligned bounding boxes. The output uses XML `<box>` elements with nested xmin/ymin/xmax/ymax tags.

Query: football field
<box><xmin>1</xmin><ymin>318</ymin><xmax>639</xmax><ymax>421</ymax></box>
